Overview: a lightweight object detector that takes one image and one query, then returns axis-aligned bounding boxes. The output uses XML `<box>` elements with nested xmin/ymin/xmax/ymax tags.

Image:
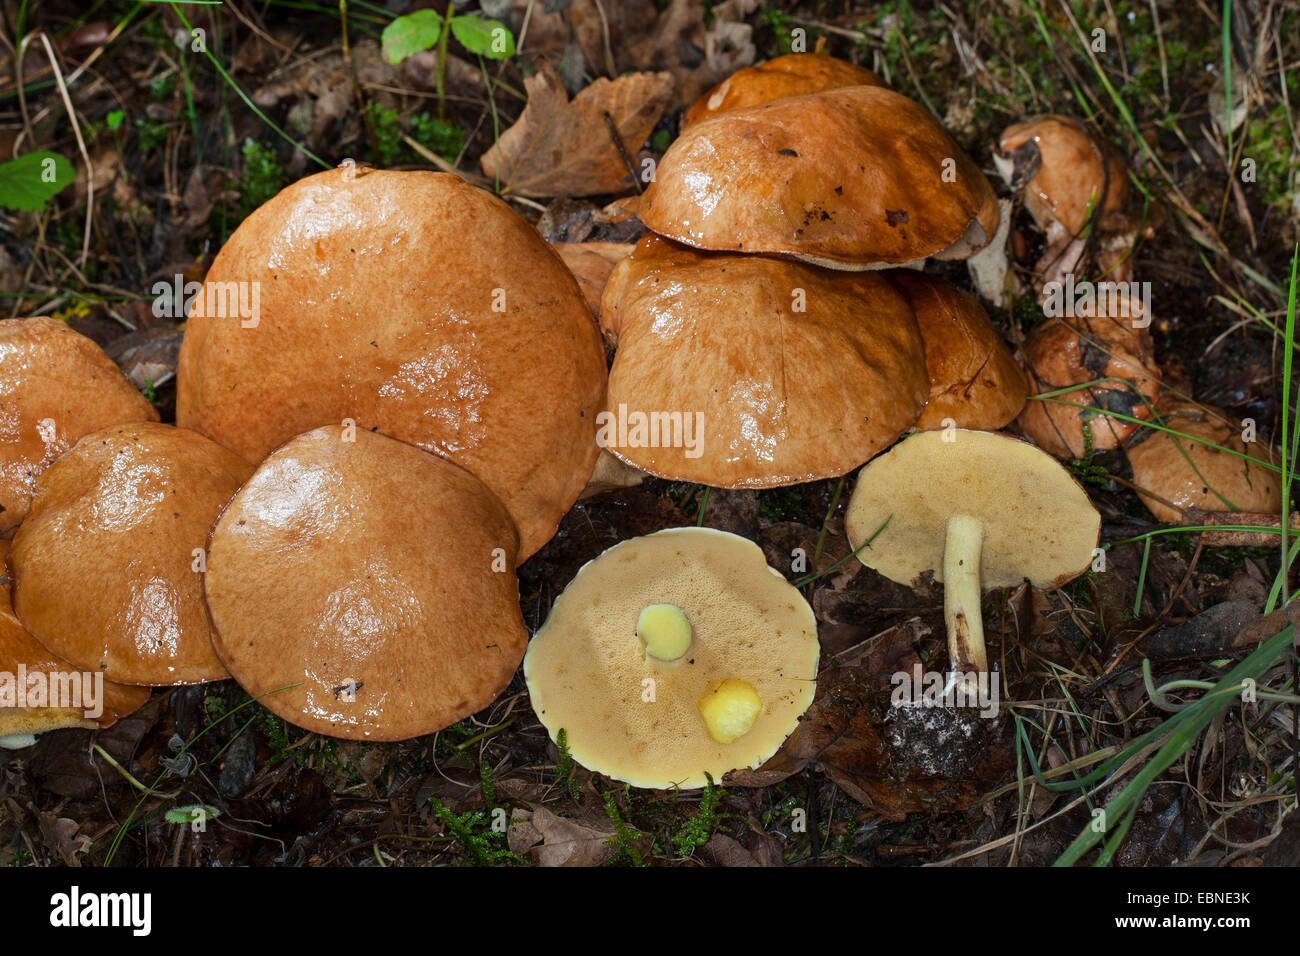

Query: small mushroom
<box><xmin>887</xmin><ymin>270</ymin><xmax>1028</xmax><ymax>430</ymax></box>
<box><xmin>0</xmin><ymin>316</ymin><xmax>158</xmax><ymax>534</ymax></box>
<box><xmin>1018</xmin><ymin>315</ymin><xmax>1161</xmax><ymax>458</ymax></box>
<box><xmin>1127</xmin><ymin>402</ymin><xmax>1283</xmax><ymax>522</ymax></box>
<box><xmin>10</xmin><ymin>423</ymin><xmax>253</xmax><ymax>685</ymax></box>
<box><xmin>204</xmin><ymin>425</ymin><xmax>527</xmax><ymax>741</ymax></box>
<box><xmin>523</xmin><ymin>527</ymin><xmax>819</xmax><ymax>789</ymax></box>
<box><xmin>683</xmin><ymin>52</ymin><xmax>884</xmax><ymax>128</ymax></box>
<box><xmin>0</xmin><ymin>541</ymin><xmax>149</xmax><ymax>748</ymax></box>
<box><xmin>598</xmin><ymin>235</ymin><xmax>929</xmax><ymax>486</ymax></box>
<box><xmin>641</xmin><ymin>86</ymin><xmax>1000</xmax><ymax>269</ymax></box>
<box><xmin>845</xmin><ymin>429</ymin><xmax>1099</xmax><ymax>687</ymax></box>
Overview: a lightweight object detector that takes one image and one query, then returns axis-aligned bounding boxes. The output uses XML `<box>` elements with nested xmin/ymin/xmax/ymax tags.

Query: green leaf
<box><xmin>381</xmin><ymin>9</ymin><xmax>444</xmax><ymax>65</ymax></box>
<box><xmin>106</xmin><ymin>110</ymin><xmax>125</xmax><ymax>132</ymax></box>
<box><xmin>164</xmin><ymin>804</ymin><xmax>221</xmax><ymax>825</ymax></box>
<box><xmin>450</xmin><ymin>14</ymin><xmax>515</xmax><ymax>59</ymax></box>
<box><xmin>0</xmin><ymin>151</ymin><xmax>75</xmax><ymax>212</ymax></box>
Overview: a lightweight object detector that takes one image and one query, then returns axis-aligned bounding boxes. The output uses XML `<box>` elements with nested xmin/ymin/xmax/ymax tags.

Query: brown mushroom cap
<box><xmin>845</xmin><ymin>428</ymin><xmax>1100</xmax><ymax>590</ymax></box>
<box><xmin>551</xmin><ymin>241</ymin><xmax>635</xmax><ymax>321</ymax></box>
<box><xmin>10</xmin><ymin>423</ymin><xmax>251</xmax><ymax>686</ymax></box>
<box><xmin>523</xmin><ymin>527</ymin><xmax>819</xmax><ymax>790</ymax></box>
<box><xmin>683</xmin><ymin>53</ymin><xmax>885</xmax><ymax>128</ymax></box>
<box><xmin>599</xmin><ymin>235</ymin><xmax>929</xmax><ymax>487</ymax></box>
<box><xmin>176</xmin><ymin>167</ymin><xmax>607</xmax><ymax>560</ymax></box>
<box><xmin>0</xmin><ymin>316</ymin><xmax>158</xmax><ymax>534</ymax></box>
<box><xmin>1018</xmin><ymin>315</ymin><xmax>1160</xmax><ymax>458</ymax></box>
<box><xmin>887</xmin><ymin>271</ymin><xmax>1028</xmax><ymax>430</ymax></box>
<box><xmin>0</xmin><ymin>540</ymin><xmax>150</xmax><ymax>739</ymax></box>
<box><xmin>641</xmin><ymin>86</ymin><xmax>1000</xmax><ymax>268</ymax></box>
<box><xmin>997</xmin><ymin>114</ymin><xmax>1129</xmax><ymax>237</ymax></box>
<box><xmin>204</xmin><ymin>425</ymin><xmax>528</xmax><ymax>742</ymax></box>
<box><xmin>1127</xmin><ymin>402</ymin><xmax>1283</xmax><ymax>523</ymax></box>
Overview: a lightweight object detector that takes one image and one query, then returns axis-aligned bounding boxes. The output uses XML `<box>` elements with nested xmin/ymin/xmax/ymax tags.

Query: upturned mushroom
<box><xmin>887</xmin><ymin>270</ymin><xmax>1028</xmax><ymax>430</ymax></box>
<box><xmin>1</xmin><ymin>316</ymin><xmax>158</xmax><ymax>534</ymax></box>
<box><xmin>0</xmin><ymin>541</ymin><xmax>150</xmax><ymax>748</ymax></box>
<box><xmin>523</xmin><ymin>527</ymin><xmax>819</xmax><ymax>789</ymax></box>
<box><xmin>641</xmin><ymin>85</ymin><xmax>1000</xmax><ymax>269</ymax></box>
<box><xmin>683</xmin><ymin>52</ymin><xmax>884</xmax><ymax>128</ymax></box>
<box><xmin>845</xmin><ymin>429</ymin><xmax>1100</xmax><ymax>689</ymax></box>
<box><xmin>598</xmin><ymin>234</ymin><xmax>929</xmax><ymax>486</ymax></box>
<box><xmin>203</xmin><ymin>425</ymin><xmax>527</xmax><ymax>741</ymax></box>
<box><xmin>1126</xmin><ymin>401</ymin><xmax>1283</xmax><ymax>522</ymax></box>
<box><xmin>177</xmin><ymin>165</ymin><xmax>607</xmax><ymax>560</ymax></box>
<box><xmin>10</xmin><ymin>422</ymin><xmax>253</xmax><ymax>685</ymax></box>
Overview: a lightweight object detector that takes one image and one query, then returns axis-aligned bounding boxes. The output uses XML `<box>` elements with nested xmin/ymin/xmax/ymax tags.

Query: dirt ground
<box><xmin>1</xmin><ymin>0</ymin><xmax>1298</xmax><ymax>867</ymax></box>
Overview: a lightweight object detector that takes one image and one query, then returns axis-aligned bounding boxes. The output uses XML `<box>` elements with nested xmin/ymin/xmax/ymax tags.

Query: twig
<box><xmin>39</xmin><ymin>32</ymin><xmax>93</xmax><ymax>269</ymax></box>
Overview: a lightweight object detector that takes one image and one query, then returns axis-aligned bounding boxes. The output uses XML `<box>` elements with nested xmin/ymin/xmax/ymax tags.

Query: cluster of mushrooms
<box><xmin>0</xmin><ymin>53</ymin><xmax>1283</xmax><ymax>793</ymax></box>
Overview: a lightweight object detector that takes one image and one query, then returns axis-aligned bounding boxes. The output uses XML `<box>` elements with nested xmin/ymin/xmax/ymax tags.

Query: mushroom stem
<box><xmin>943</xmin><ymin>514</ymin><xmax>987</xmax><ymax>690</ymax></box>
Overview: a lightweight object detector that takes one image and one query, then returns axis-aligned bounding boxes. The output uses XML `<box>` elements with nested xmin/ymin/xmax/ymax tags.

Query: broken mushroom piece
<box><xmin>683</xmin><ymin>52</ymin><xmax>884</xmax><ymax>128</ymax></box>
<box><xmin>598</xmin><ymin>235</ymin><xmax>929</xmax><ymax>487</ymax></box>
<box><xmin>10</xmin><ymin>423</ymin><xmax>252</xmax><ymax>686</ymax></box>
<box><xmin>845</xmin><ymin>429</ymin><xmax>1099</xmax><ymax>689</ymax></box>
<box><xmin>204</xmin><ymin>426</ymin><xmax>528</xmax><ymax>742</ymax></box>
<box><xmin>887</xmin><ymin>271</ymin><xmax>1028</xmax><ymax>430</ymax></box>
<box><xmin>0</xmin><ymin>316</ymin><xmax>158</xmax><ymax>534</ymax></box>
<box><xmin>177</xmin><ymin>167</ymin><xmax>607</xmax><ymax>560</ymax></box>
<box><xmin>523</xmin><ymin>527</ymin><xmax>819</xmax><ymax>789</ymax></box>
<box><xmin>1127</xmin><ymin>402</ymin><xmax>1283</xmax><ymax>523</ymax></box>
<box><xmin>0</xmin><ymin>541</ymin><xmax>150</xmax><ymax>748</ymax></box>
<box><xmin>641</xmin><ymin>86</ymin><xmax>1000</xmax><ymax>269</ymax></box>
<box><xmin>1018</xmin><ymin>315</ymin><xmax>1161</xmax><ymax>459</ymax></box>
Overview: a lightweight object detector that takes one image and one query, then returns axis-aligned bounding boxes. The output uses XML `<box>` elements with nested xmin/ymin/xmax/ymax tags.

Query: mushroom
<box><xmin>1018</xmin><ymin>314</ymin><xmax>1161</xmax><ymax>458</ymax></box>
<box><xmin>177</xmin><ymin>166</ymin><xmax>607</xmax><ymax>560</ymax></box>
<box><xmin>845</xmin><ymin>429</ymin><xmax>1100</xmax><ymax>688</ymax></box>
<box><xmin>550</xmin><ymin>240</ymin><xmax>635</xmax><ymax>325</ymax></box>
<box><xmin>1126</xmin><ymin>401</ymin><xmax>1283</xmax><ymax>522</ymax></box>
<box><xmin>0</xmin><ymin>541</ymin><xmax>149</xmax><ymax>748</ymax></box>
<box><xmin>0</xmin><ymin>316</ymin><xmax>158</xmax><ymax>534</ymax></box>
<box><xmin>522</xmin><ymin>527</ymin><xmax>819</xmax><ymax>789</ymax></box>
<box><xmin>10</xmin><ymin>423</ymin><xmax>252</xmax><ymax>685</ymax></box>
<box><xmin>203</xmin><ymin>425</ymin><xmax>528</xmax><ymax>741</ymax></box>
<box><xmin>640</xmin><ymin>85</ymin><xmax>1000</xmax><ymax>269</ymax></box>
<box><xmin>683</xmin><ymin>52</ymin><xmax>884</xmax><ymax>128</ymax></box>
<box><xmin>598</xmin><ymin>234</ymin><xmax>929</xmax><ymax>487</ymax></box>
<box><xmin>886</xmin><ymin>270</ymin><xmax>1028</xmax><ymax>430</ymax></box>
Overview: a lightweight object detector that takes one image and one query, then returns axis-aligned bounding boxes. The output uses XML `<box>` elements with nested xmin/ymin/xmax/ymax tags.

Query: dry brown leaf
<box><xmin>528</xmin><ymin>806</ymin><xmax>617</xmax><ymax>867</ymax></box>
<box><xmin>39</xmin><ymin>813</ymin><xmax>90</xmax><ymax>867</ymax></box>
<box><xmin>481</xmin><ymin>64</ymin><xmax>674</xmax><ymax>197</ymax></box>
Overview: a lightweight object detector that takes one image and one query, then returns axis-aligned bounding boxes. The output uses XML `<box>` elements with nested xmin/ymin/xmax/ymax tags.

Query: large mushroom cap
<box><xmin>683</xmin><ymin>53</ymin><xmax>884</xmax><ymax>128</ymax></box>
<box><xmin>1018</xmin><ymin>315</ymin><xmax>1160</xmax><ymax>458</ymax></box>
<box><xmin>523</xmin><ymin>527</ymin><xmax>819</xmax><ymax>790</ymax></box>
<box><xmin>599</xmin><ymin>235</ymin><xmax>929</xmax><ymax>487</ymax></box>
<box><xmin>1127</xmin><ymin>402</ymin><xmax>1282</xmax><ymax>523</ymax></box>
<box><xmin>887</xmin><ymin>271</ymin><xmax>1028</xmax><ymax>430</ymax></box>
<box><xmin>176</xmin><ymin>167</ymin><xmax>607</xmax><ymax>560</ymax></box>
<box><xmin>845</xmin><ymin>429</ymin><xmax>1100</xmax><ymax>590</ymax></box>
<box><xmin>204</xmin><ymin>426</ymin><xmax>528</xmax><ymax>742</ymax></box>
<box><xmin>10</xmin><ymin>423</ymin><xmax>252</xmax><ymax>686</ymax></box>
<box><xmin>0</xmin><ymin>541</ymin><xmax>149</xmax><ymax>740</ymax></box>
<box><xmin>0</xmin><ymin>316</ymin><xmax>158</xmax><ymax>534</ymax></box>
<box><xmin>641</xmin><ymin>86</ymin><xmax>999</xmax><ymax>269</ymax></box>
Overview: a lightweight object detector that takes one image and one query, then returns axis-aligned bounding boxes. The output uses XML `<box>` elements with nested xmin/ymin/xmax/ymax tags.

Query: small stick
<box><xmin>1182</xmin><ymin>508</ymin><xmax>1300</xmax><ymax>547</ymax></box>
<box><xmin>39</xmin><ymin>33</ymin><xmax>93</xmax><ymax>269</ymax></box>
<box><xmin>602</xmin><ymin>111</ymin><xmax>642</xmax><ymax>194</ymax></box>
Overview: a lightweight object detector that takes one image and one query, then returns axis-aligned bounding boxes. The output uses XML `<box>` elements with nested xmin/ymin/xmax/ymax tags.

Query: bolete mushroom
<box><xmin>523</xmin><ymin>527</ymin><xmax>819</xmax><ymax>789</ymax></box>
<box><xmin>683</xmin><ymin>52</ymin><xmax>884</xmax><ymax>128</ymax></box>
<box><xmin>0</xmin><ymin>541</ymin><xmax>150</xmax><ymax>748</ymax></box>
<box><xmin>845</xmin><ymin>429</ymin><xmax>1100</xmax><ymax>688</ymax></box>
<box><xmin>0</xmin><ymin>316</ymin><xmax>158</xmax><ymax>534</ymax></box>
<box><xmin>887</xmin><ymin>270</ymin><xmax>1028</xmax><ymax>430</ymax></box>
<box><xmin>641</xmin><ymin>85</ymin><xmax>1000</xmax><ymax>269</ymax></box>
<box><xmin>598</xmin><ymin>235</ymin><xmax>929</xmax><ymax>486</ymax></box>
<box><xmin>177</xmin><ymin>166</ymin><xmax>607</xmax><ymax>560</ymax></box>
<box><xmin>204</xmin><ymin>425</ymin><xmax>527</xmax><ymax>741</ymax></box>
<box><xmin>10</xmin><ymin>423</ymin><xmax>252</xmax><ymax>685</ymax></box>
<box><xmin>1127</xmin><ymin>401</ymin><xmax>1283</xmax><ymax>522</ymax></box>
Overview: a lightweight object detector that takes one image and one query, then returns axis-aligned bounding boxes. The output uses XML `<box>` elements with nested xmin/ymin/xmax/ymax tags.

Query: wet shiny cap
<box><xmin>10</xmin><ymin>423</ymin><xmax>251</xmax><ymax>685</ymax></box>
<box><xmin>204</xmin><ymin>425</ymin><xmax>528</xmax><ymax>742</ymax></box>
<box><xmin>0</xmin><ymin>316</ymin><xmax>158</xmax><ymax>534</ymax></box>
<box><xmin>683</xmin><ymin>53</ymin><xmax>884</xmax><ymax>128</ymax></box>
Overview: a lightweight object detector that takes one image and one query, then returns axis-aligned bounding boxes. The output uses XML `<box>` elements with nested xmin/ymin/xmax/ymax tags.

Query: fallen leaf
<box><xmin>481</xmin><ymin>64</ymin><xmax>674</xmax><ymax>197</ymax></box>
<box><xmin>529</xmin><ymin>806</ymin><xmax>617</xmax><ymax>866</ymax></box>
<box><xmin>39</xmin><ymin>813</ymin><xmax>90</xmax><ymax>867</ymax></box>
